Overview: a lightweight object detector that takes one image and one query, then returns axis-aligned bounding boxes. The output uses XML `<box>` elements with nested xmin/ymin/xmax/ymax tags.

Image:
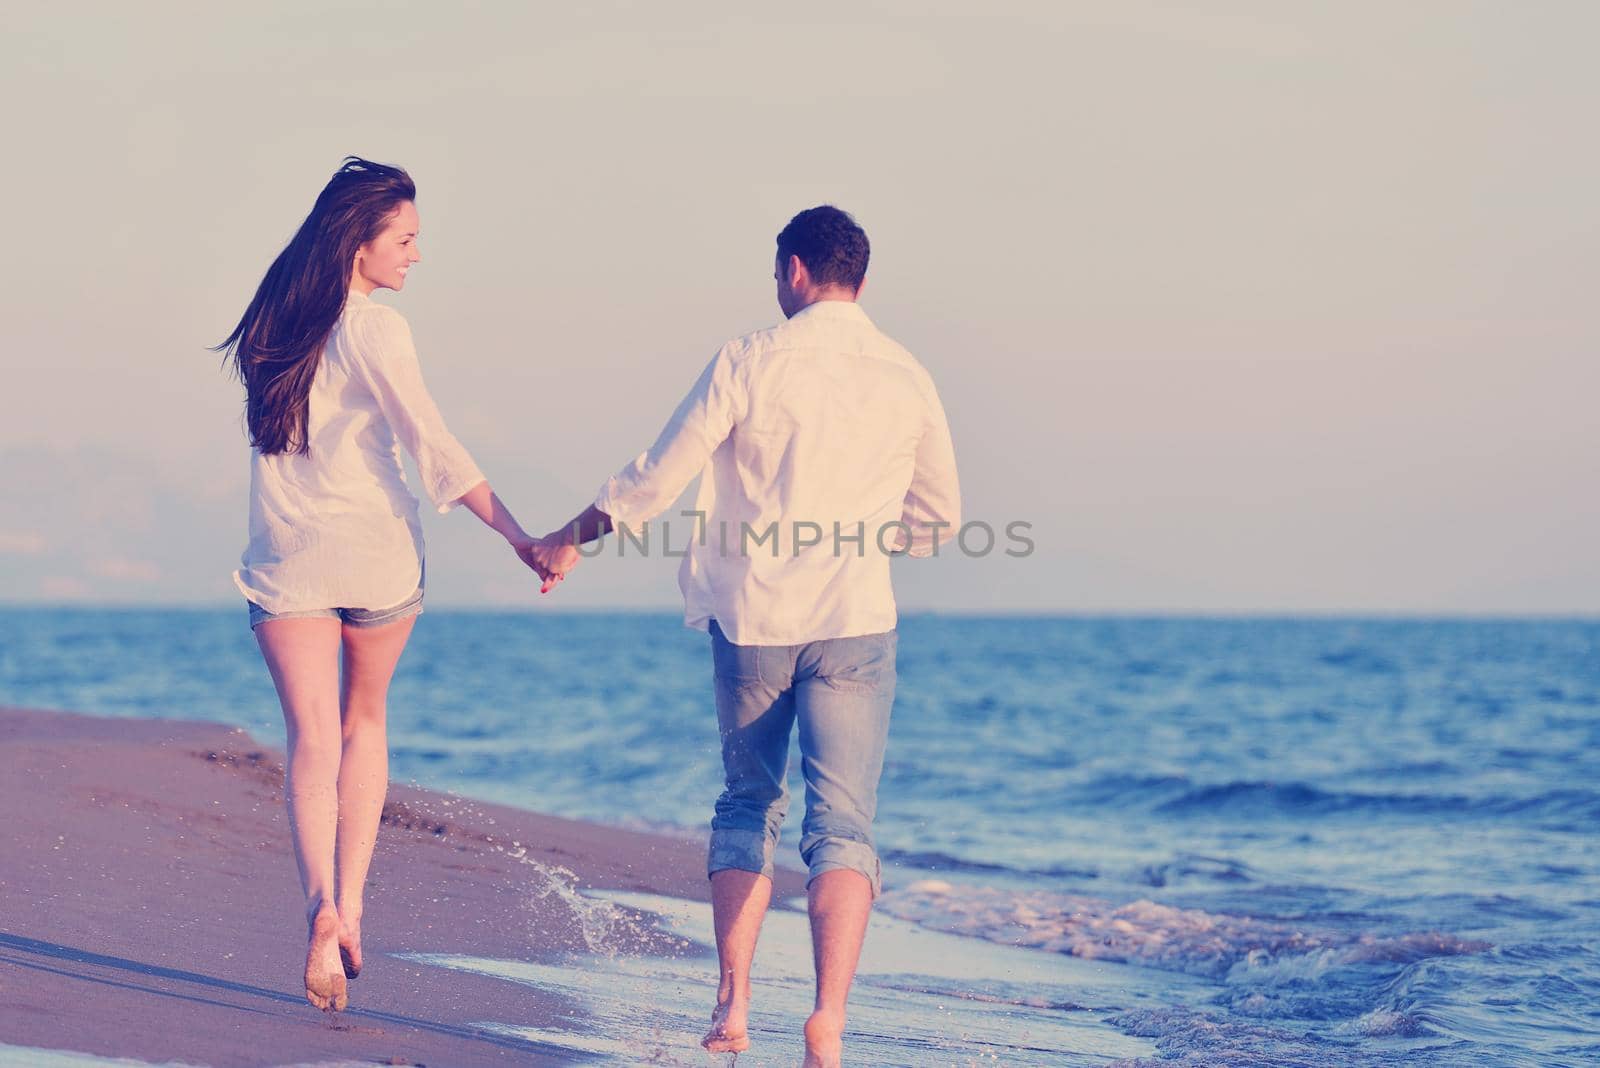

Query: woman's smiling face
<box><xmin>352</xmin><ymin>200</ymin><xmax>421</xmax><ymax>294</ymax></box>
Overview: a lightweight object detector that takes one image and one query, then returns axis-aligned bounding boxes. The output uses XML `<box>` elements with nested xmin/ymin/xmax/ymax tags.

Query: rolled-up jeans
<box><xmin>707</xmin><ymin>619</ymin><xmax>897</xmax><ymax>897</ymax></box>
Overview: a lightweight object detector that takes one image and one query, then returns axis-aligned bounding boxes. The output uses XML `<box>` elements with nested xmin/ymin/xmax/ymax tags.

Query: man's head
<box><xmin>774</xmin><ymin>205</ymin><xmax>870</xmax><ymax>318</ymax></box>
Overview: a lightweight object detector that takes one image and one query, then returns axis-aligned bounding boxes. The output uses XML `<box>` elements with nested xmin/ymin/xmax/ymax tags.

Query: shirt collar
<box><xmin>345</xmin><ymin>287</ymin><xmax>373</xmax><ymax>305</ymax></box>
<box><xmin>791</xmin><ymin>298</ymin><xmax>867</xmax><ymax>322</ymax></box>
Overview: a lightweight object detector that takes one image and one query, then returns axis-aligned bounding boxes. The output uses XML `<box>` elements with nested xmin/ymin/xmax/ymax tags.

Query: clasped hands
<box><xmin>513</xmin><ymin>531</ymin><xmax>582</xmax><ymax>594</ymax></box>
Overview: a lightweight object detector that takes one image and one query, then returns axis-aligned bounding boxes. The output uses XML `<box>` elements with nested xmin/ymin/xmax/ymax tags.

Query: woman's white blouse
<box><xmin>233</xmin><ymin>289</ymin><xmax>485</xmax><ymax>613</ymax></box>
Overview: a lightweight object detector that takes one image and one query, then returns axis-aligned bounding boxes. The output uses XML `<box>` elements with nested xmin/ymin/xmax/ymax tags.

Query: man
<box><xmin>527</xmin><ymin>206</ymin><xmax>959</xmax><ymax>1067</ymax></box>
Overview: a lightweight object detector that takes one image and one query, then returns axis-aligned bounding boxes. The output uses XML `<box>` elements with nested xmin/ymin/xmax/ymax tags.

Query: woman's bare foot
<box><xmin>304</xmin><ymin>906</ymin><xmax>348</xmax><ymax>1012</ymax></box>
<box><xmin>337</xmin><ymin>911</ymin><xmax>362</xmax><ymax>979</ymax></box>
<box><xmin>701</xmin><ymin>997</ymin><xmax>750</xmax><ymax>1053</ymax></box>
<box><xmin>802</xmin><ymin>1010</ymin><xmax>844</xmax><ymax>1068</ymax></box>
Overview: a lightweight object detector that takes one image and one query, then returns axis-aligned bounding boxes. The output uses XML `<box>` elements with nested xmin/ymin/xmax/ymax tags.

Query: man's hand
<box><xmin>513</xmin><ymin>535</ymin><xmax>582</xmax><ymax>594</ymax></box>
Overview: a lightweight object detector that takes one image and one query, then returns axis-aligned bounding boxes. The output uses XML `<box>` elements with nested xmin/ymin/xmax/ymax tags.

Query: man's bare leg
<box><xmin>702</xmin><ymin>868</ymin><xmax>773</xmax><ymax>1053</ymax></box>
<box><xmin>803</xmin><ymin>869</ymin><xmax>873</xmax><ymax>1068</ymax></box>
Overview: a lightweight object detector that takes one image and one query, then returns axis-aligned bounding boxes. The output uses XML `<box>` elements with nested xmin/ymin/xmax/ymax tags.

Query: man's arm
<box><xmin>587</xmin><ymin>341</ymin><xmax>748</xmax><ymax>530</ymax></box>
<box><xmin>895</xmin><ymin>378</ymin><xmax>961</xmax><ymax>557</ymax></box>
<box><xmin>528</xmin><ymin>342</ymin><xmax>748</xmax><ymax>590</ymax></box>
<box><xmin>554</xmin><ymin>503</ymin><xmax>614</xmax><ymax>545</ymax></box>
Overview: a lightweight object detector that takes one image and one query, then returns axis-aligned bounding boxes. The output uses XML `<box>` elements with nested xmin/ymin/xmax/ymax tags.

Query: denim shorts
<box><xmin>246</xmin><ymin>574</ymin><xmax>425</xmax><ymax>631</ymax></box>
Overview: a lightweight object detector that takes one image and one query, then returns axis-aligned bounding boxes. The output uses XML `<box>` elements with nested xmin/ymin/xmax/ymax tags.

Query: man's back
<box><xmin>594</xmin><ymin>300</ymin><xmax>960</xmax><ymax>646</ymax></box>
<box><xmin>692</xmin><ymin>300</ymin><xmax>955</xmax><ymax>643</ymax></box>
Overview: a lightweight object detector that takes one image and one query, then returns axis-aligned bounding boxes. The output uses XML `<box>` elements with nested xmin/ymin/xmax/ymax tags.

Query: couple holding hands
<box><xmin>222</xmin><ymin>157</ymin><xmax>959</xmax><ymax>1066</ymax></box>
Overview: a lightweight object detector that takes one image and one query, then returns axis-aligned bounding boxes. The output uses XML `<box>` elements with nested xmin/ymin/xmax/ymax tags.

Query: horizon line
<box><xmin>0</xmin><ymin>600</ymin><xmax>1595</xmax><ymax>623</ymax></box>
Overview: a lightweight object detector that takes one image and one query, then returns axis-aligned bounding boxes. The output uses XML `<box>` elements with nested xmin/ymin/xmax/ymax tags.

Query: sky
<box><xmin>1</xmin><ymin>1</ymin><xmax>1595</xmax><ymax>614</ymax></box>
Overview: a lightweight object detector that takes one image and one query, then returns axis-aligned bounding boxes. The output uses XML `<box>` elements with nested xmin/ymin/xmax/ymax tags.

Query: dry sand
<box><xmin>0</xmin><ymin>705</ymin><xmax>805</xmax><ymax>1066</ymax></box>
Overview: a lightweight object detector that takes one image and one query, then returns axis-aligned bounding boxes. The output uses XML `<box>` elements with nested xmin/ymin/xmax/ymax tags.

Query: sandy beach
<box><xmin>0</xmin><ymin>705</ymin><xmax>807</xmax><ymax>1066</ymax></box>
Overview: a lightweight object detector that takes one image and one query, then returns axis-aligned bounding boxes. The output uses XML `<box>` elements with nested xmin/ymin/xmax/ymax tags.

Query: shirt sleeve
<box><xmin>594</xmin><ymin>342</ymin><xmax>748</xmax><ymax>528</ymax></box>
<box><xmin>349</xmin><ymin>306</ymin><xmax>487</xmax><ymax>514</ymax></box>
<box><xmin>894</xmin><ymin>376</ymin><xmax>962</xmax><ymax>557</ymax></box>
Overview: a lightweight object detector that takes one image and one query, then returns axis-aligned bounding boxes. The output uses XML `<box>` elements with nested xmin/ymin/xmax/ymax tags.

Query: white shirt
<box><xmin>233</xmin><ymin>290</ymin><xmax>485</xmax><ymax>613</ymax></box>
<box><xmin>594</xmin><ymin>300</ymin><xmax>960</xmax><ymax>646</ymax></box>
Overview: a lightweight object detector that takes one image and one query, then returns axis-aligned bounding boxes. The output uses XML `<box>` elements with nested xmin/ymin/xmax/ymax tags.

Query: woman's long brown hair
<box><xmin>217</xmin><ymin>158</ymin><xmax>415</xmax><ymax>455</ymax></box>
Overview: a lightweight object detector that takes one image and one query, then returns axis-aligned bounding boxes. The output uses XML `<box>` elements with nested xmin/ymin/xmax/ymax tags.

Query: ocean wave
<box><xmin>876</xmin><ymin>881</ymin><xmax>1489</xmax><ymax>983</ymax></box>
<box><xmin>878</xmin><ymin>848</ymin><xmax>1013</xmax><ymax>875</ymax></box>
<box><xmin>879</xmin><ymin>846</ymin><xmax>1100</xmax><ymax>880</ymax></box>
<box><xmin>1335</xmin><ymin>1008</ymin><xmax>1439</xmax><ymax>1037</ymax></box>
<box><xmin>1149</xmin><ymin>779</ymin><xmax>1600</xmax><ymax>826</ymax></box>
<box><xmin>1155</xmin><ymin>780</ymin><xmax>1464</xmax><ymax>817</ymax></box>
<box><xmin>1317</xmin><ymin>648</ymin><xmax>1400</xmax><ymax>673</ymax></box>
<box><xmin>1061</xmin><ymin>770</ymin><xmax>1600</xmax><ymax>828</ymax></box>
<box><xmin>1075</xmin><ymin>771</ymin><xmax>1194</xmax><ymax>800</ymax></box>
<box><xmin>884</xmin><ymin>841</ymin><xmax>1254</xmax><ymax>886</ymax></box>
<box><xmin>1105</xmin><ymin>1006</ymin><xmax>1458</xmax><ymax>1068</ymax></box>
<box><xmin>1139</xmin><ymin>853</ymin><xmax>1258</xmax><ymax>887</ymax></box>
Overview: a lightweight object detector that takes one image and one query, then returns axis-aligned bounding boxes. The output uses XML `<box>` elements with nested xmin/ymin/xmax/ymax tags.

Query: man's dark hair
<box><xmin>776</xmin><ymin>205</ymin><xmax>870</xmax><ymax>291</ymax></box>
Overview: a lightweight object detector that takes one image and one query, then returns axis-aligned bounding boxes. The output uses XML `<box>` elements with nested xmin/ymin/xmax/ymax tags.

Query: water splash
<box><xmin>487</xmin><ymin>841</ymin><xmax>651</xmax><ymax>958</ymax></box>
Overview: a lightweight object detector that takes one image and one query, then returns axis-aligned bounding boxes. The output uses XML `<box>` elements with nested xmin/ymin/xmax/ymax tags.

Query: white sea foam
<box><xmin>1333</xmin><ymin>1008</ymin><xmax>1438</xmax><ymax>1038</ymax></box>
<box><xmin>878</xmin><ymin>880</ymin><xmax>1489</xmax><ymax>981</ymax></box>
<box><xmin>0</xmin><ymin>1046</ymin><xmax>203</xmax><ymax>1068</ymax></box>
<box><xmin>405</xmin><ymin>889</ymin><xmax>1162</xmax><ymax>1066</ymax></box>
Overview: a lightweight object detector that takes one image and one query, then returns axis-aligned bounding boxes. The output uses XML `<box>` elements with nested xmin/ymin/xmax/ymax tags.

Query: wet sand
<box><xmin>0</xmin><ymin>705</ymin><xmax>806</xmax><ymax>1066</ymax></box>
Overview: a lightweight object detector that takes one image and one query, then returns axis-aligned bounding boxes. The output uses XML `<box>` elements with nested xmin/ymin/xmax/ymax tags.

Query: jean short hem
<box><xmin>802</xmin><ymin>842</ymin><xmax>883</xmax><ymax>898</ymax></box>
<box><xmin>343</xmin><ymin>601</ymin><xmax>424</xmax><ymax>629</ymax></box>
<box><xmin>247</xmin><ymin>585</ymin><xmax>424</xmax><ymax>630</ymax></box>
<box><xmin>707</xmin><ymin>828</ymin><xmax>776</xmax><ymax>881</ymax></box>
<box><xmin>247</xmin><ymin>605</ymin><xmax>337</xmax><ymax>629</ymax></box>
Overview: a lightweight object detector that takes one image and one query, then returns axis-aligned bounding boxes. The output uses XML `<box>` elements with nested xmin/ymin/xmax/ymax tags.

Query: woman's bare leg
<box><xmin>333</xmin><ymin>614</ymin><xmax>416</xmax><ymax>979</ymax></box>
<box><xmin>254</xmin><ymin>617</ymin><xmax>346</xmax><ymax>1011</ymax></box>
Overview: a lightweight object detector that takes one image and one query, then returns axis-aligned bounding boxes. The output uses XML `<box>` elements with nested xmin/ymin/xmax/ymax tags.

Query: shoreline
<box><xmin>0</xmin><ymin>705</ymin><xmax>806</xmax><ymax>1066</ymax></box>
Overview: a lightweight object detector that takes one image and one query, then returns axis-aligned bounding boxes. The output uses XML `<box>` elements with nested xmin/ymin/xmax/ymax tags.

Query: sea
<box><xmin>1</xmin><ymin>609</ymin><xmax>1596</xmax><ymax>1067</ymax></box>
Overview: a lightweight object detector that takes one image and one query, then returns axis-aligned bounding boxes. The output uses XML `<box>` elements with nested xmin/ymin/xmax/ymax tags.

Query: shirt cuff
<box><xmin>593</xmin><ymin>481</ymin><xmax>631</xmax><ymax>529</ymax></box>
<box><xmin>432</xmin><ymin>468</ymin><xmax>487</xmax><ymax>515</ymax></box>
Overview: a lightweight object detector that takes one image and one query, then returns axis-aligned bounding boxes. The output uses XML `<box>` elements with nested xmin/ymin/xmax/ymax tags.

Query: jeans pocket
<box><xmin>816</xmin><ymin>631</ymin><xmax>896</xmax><ymax>694</ymax></box>
<box><xmin>712</xmin><ymin>620</ymin><xmax>766</xmax><ymax>692</ymax></box>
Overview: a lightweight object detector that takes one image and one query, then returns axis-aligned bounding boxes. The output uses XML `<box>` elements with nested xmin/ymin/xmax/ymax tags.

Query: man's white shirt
<box><xmin>594</xmin><ymin>299</ymin><xmax>960</xmax><ymax>646</ymax></box>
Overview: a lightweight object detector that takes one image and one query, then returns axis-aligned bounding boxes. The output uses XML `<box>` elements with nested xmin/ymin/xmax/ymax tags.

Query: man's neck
<box><xmin>795</xmin><ymin>287</ymin><xmax>858</xmax><ymax>313</ymax></box>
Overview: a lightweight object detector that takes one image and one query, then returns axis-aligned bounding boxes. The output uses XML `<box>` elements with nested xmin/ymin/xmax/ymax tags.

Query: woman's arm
<box><xmin>453</xmin><ymin>480</ymin><xmax>533</xmax><ymax>546</ymax></box>
<box><xmin>451</xmin><ymin>481</ymin><xmax>567</xmax><ymax>591</ymax></box>
<box><xmin>348</xmin><ymin>305</ymin><xmax>486</xmax><ymax>513</ymax></box>
<box><xmin>347</xmin><ymin>307</ymin><xmax>555</xmax><ymax>590</ymax></box>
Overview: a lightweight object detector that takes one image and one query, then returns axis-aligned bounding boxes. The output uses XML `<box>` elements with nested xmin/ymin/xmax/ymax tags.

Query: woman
<box><xmin>218</xmin><ymin>158</ymin><xmax>548</xmax><ymax>1012</ymax></box>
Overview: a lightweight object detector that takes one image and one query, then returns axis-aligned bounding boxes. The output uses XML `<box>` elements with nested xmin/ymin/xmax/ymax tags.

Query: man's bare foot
<box><xmin>337</xmin><ymin>912</ymin><xmax>362</xmax><ymax>979</ymax></box>
<box><xmin>802</xmin><ymin>1010</ymin><xmax>844</xmax><ymax>1068</ymax></box>
<box><xmin>304</xmin><ymin>906</ymin><xmax>348</xmax><ymax>1012</ymax></box>
<box><xmin>701</xmin><ymin>998</ymin><xmax>750</xmax><ymax>1053</ymax></box>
